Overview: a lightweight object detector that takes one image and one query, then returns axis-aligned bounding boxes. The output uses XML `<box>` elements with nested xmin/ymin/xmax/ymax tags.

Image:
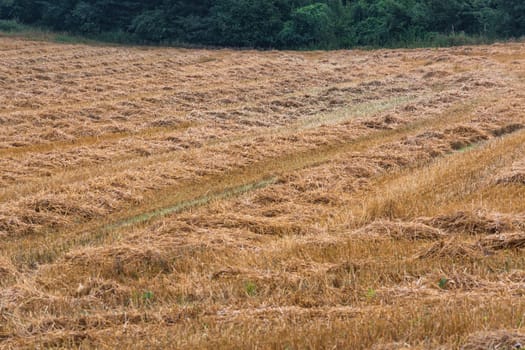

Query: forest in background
<box><xmin>0</xmin><ymin>0</ymin><xmax>524</xmax><ymax>49</ymax></box>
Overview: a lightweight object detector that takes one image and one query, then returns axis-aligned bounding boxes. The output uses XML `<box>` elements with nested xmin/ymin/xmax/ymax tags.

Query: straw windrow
<box><xmin>1</xmin><ymin>38</ymin><xmax>525</xmax><ymax>349</ymax></box>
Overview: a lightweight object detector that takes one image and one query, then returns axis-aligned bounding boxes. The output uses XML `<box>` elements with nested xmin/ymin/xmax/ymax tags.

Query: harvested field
<box><xmin>1</xmin><ymin>37</ymin><xmax>525</xmax><ymax>349</ymax></box>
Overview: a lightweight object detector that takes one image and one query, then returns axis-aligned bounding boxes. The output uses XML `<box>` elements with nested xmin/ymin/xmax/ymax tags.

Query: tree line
<box><xmin>0</xmin><ymin>0</ymin><xmax>524</xmax><ymax>49</ymax></box>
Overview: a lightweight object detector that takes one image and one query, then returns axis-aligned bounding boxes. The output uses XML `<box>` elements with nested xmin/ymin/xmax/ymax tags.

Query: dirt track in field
<box><xmin>1</xmin><ymin>37</ymin><xmax>525</xmax><ymax>349</ymax></box>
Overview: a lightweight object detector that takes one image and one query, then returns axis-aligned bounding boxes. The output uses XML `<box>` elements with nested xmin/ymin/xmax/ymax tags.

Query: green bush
<box><xmin>0</xmin><ymin>19</ymin><xmax>24</xmax><ymax>32</ymax></box>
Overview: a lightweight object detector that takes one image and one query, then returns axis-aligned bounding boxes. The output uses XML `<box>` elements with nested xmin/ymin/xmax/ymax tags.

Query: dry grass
<box><xmin>354</xmin><ymin>220</ymin><xmax>446</xmax><ymax>240</ymax></box>
<box><xmin>481</xmin><ymin>233</ymin><xmax>525</xmax><ymax>251</ymax></box>
<box><xmin>1</xmin><ymin>38</ymin><xmax>525</xmax><ymax>349</ymax></box>
<box><xmin>462</xmin><ymin>330</ymin><xmax>525</xmax><ymax>350</ymax></box>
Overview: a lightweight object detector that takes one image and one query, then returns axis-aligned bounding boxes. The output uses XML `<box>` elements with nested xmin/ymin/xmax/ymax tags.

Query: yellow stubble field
<box><xmin>1</xmin><ymin>36</ymin><xmax>525</xmax><ymax>349</ymax></box>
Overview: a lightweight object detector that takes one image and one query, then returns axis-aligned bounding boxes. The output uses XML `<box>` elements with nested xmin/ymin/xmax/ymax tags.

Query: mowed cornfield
<box><xmin>1</xmin><ymin>36</ymin><xmax>525</xmax><ymax>349</ymax></box>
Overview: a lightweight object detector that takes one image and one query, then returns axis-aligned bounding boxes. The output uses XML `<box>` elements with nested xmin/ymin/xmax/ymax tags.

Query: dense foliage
<box><xmin>0</xmin><ymin>0</ymin><xmax>524</xmax><ymax>48</ymax></box>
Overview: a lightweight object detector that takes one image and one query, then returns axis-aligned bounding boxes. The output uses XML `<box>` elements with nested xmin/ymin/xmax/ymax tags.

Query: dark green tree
<box><xmin>279</xmin><ymin>3</ymin><xmax>334</xmax><ymax>48</ymax></box>
<box><xmin>208</xmin><ymin>0</ymin><xmax>285</xmax><ymax>47</ymax></box>
<box><xmin>0</xmin><ymin>0</ymin><xmax>522</xmax><ymax>48</ymax></box>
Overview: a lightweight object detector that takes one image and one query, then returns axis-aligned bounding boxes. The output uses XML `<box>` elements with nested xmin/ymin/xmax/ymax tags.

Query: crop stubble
<box><xmin>1</xmin><ymin>37</ymin><xmax>525</xmax><ymax>349</ymax></box>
